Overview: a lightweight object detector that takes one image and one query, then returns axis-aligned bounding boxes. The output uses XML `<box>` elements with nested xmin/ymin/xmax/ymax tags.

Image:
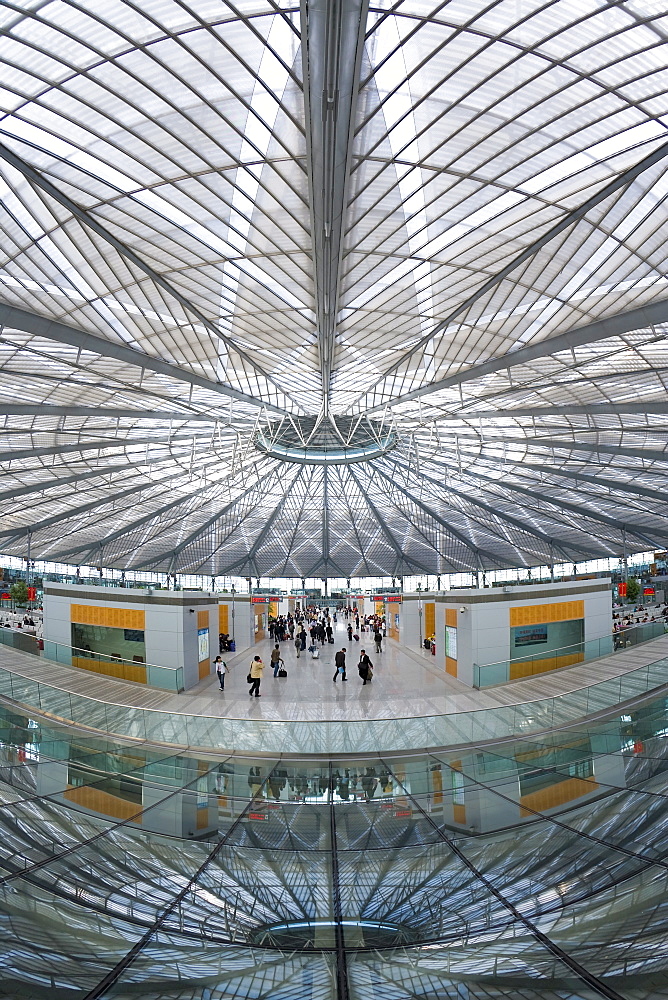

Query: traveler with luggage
<box><xmin>358</xmin><ymin>650</ymin><xmax>374</xmax><ymax>685</ymax></box>
<box><xmin>270</xmin><ymin>644</ymin><xmax>285</xmax><ymax>678</ymax></box>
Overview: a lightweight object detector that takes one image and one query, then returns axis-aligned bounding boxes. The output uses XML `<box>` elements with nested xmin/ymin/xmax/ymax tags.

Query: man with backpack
<box><xmin>358</xmin><ymin>649</ymin><xmax>373</xmax><ymax>685</ymax></box>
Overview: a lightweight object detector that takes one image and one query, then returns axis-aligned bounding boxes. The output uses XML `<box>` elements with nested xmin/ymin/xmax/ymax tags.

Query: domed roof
<box><xmin>0</xmin><ymin>0</ymin><xmax>666</xmax><ymax>576</ymax></box>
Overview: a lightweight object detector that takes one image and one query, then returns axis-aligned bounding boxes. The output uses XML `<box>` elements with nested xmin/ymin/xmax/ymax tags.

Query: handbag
<box><xmin>246</xmin><ymin>672</ymin><xmax>253</xmax><ymax>683</ymax></box>
<box><xmin>278</xmin><ymin>668</ymin><xmax>287</xmax><ymax>677</ymax></box>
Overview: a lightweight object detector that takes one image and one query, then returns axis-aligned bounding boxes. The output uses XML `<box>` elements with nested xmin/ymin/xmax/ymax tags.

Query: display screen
<box><xmin>514</xmin><ymin>625</ymin><xmax>548</xmax><ymax>646</ymax></box>
<box><xmin>445</xmin><ymin>625</ymin><xmax>457</xmax><ymax>659</ymax></box>
<box><xmin>198</xmin><ymin>628</ymin><xmax>209</xmax><ymax>662</ymax></box>
<box><xmin>124</xmin><ymin>628</ymin><xmax>145</xmax><ymax>642</ymax></box>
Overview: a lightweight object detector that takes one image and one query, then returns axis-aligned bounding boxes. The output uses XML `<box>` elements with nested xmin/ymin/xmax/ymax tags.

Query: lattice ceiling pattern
<box><xmin>0</xmin><ymin>0</ymin><xmax>667</xmax><ymax>575</ymax></box>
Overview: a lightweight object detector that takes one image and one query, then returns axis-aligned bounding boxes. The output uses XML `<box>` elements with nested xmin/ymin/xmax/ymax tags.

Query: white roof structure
<box><xmin>0</xmin><ymin>0</ymin><xmax>667</xmax><ymax>576</ymax></box>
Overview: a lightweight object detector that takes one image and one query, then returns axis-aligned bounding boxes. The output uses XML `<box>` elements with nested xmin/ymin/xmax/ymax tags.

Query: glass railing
<box><xmin>0</xmin><ymin>650</ymin><xmax>665</xmax><ymax>753</ymax></box>
<box><xmin>40</xmin><ymin>638</ymin><xmax>183</xmax><ymax>692</ymax></box>
<box><xmin>473</xmin><ymin>621</ymin><xmax>668</xmax><ymax>687</ymax></box>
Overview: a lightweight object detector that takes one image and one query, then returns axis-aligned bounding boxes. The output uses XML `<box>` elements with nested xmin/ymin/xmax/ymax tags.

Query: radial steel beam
<box><xmin>511</xmin><ymin>460</ymin><xmax>668</xmax><ymax>505</ymax></box>
<box><xmin>496</xmin><ymin>435</ymin><xmax>668</xmax><ymax>465</ymax></box>
<box><xmin>448</xmin><ymin>462</ymin><xmax>668</xmax><ymax>547</ymax></box>
<box><xmin>0</xmin><ymin>433</ymin><xmax>193</xmax><ymax>465</ymax></box>
<box><xmin>383</xmin><ymin>454</ymin><xmax>592</xmax><ymax>559</ymax></box>
<box><xmin>0</xmin><ymin>303</ymin><xmax>288</xmax><ymax>416</ymax></box>
<box><xmin>347</xmin><ymin>464</ymin><xmax>436</xmax><ymax>575</ymax></box>
<box><xmin>0</xmin><ymin>402</ymin><xmax>217</xmax><ymax>422</ymax></box>
<box><xmin>353</xmin><ymin>130</ymin><xmax>668</xmax><ymax>413</ymax></box>
<box><xmin>47</xmin><ymin>478</ymin><xmax>226</xmax><ymax>561</ymax></box>
<box><xmin>459</xmin><ymin>401</ymin><xmax>668</xmax><ymax>418</ymax></box>
<box><xmin>0</xmin><ymin>145</ymin><xmax>299</xmax><ymax>415</ymax></box>
<box><xmin>361</xmin><ymin>296</ymin><xmax>668</xmax><ymax>414</ymax></box>
<box><xmin>370</xmin><ymin>462</ymin><xmax>521</xmax><ymax>568</ymax></box>
<box><xmin>0</xmin><ymin>461</ymin><xmax>171</xmax><ymax>507</ymax></box>
<box><xmin>322</xmin><ymin>465</ymin><xmax>331</xmax><ymax>572</ymax></box>
<box><xmin>0</xmin><ymin>473</ymin><xmax>194</xmax><ymax>542</ymax></box>
<box><xmin>223</xmin><ymin>471</ymin><xmax>301</xmax><ymax>574</ymax></box>
<box><xmin>301</xmin><ymin>0</ymin><xmax>368</xmax><ymax>413</ymax></box>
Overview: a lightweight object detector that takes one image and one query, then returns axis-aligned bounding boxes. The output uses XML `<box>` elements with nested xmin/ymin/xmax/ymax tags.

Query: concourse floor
<box><xmin>190</xmin><ymin>617</ymin><xmax>473</xmax><ymax>721</ymax></box>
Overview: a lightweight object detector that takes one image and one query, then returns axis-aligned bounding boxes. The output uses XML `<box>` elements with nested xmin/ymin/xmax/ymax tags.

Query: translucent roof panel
<box><xmin>0</xmin><ymin>0</ymin><xmax>667</xmax><ymax>575</ymax></box>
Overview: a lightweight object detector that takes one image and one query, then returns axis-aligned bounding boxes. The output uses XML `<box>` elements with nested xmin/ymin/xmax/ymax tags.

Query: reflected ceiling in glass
<box><xmin>0</xmin><ymin>1</ymin><xmax>667</xmax><ymax>575</ymax></box>
<box><xmin>0</xmin><ymin>696</ymin><xmax>667</xmax><ymax>998</ymax></box>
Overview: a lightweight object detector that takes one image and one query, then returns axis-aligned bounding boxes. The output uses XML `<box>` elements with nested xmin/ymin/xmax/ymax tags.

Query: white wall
<box><xmin>42</xmin><ymin>593</ymin><xmax>72</xmax><ymax>664</ymax></box>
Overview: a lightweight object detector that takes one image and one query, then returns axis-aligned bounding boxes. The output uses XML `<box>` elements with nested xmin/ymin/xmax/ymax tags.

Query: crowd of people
<box><xmin>247</xmin><ymin>763</ymin><xmax>395</xmax><ymax>802</ymax></box>
<box><xmin>228</xmin><ymin>604</ymin><xmax>389</xmax><ymax>697</ymax></box>
<box><xmin>613</xmin><ymin>602</ymin><xmax>668</xmax><ymax>631</ymax></box>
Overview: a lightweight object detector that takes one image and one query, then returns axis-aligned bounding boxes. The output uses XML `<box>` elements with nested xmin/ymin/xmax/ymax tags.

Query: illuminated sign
<box><xmin>251</xmin><ymin>596</ymin><xmax>269</xmax><ymax>604</ymax></box>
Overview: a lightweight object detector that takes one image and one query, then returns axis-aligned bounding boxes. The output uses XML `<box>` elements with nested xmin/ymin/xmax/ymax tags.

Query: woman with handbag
<box><xmin>248</xmin><ymin>655</ymin><xmax>264</xmax><ymax>697</ymax></box>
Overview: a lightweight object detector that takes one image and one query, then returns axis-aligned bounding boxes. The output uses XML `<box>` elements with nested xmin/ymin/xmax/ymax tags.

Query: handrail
<box><xmin>474</xmin><ymin>620</ymin><xmax>667</xmax><ymax>687</ymax></box>
<box><xmin>0</xmin><ymin>641</ymin><xmax>666</xmax><ymax>753</ymax></box>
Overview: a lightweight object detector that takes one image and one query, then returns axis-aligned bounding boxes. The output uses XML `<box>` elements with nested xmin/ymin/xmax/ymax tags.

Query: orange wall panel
<box><xmin>64</xmin><ymin>785</ymin><xmax>141</xmax><ymax>821</ymax></box>
<box><xmin>70</xmin><ymin>604</ymin><xmax>145</xmax><ymax>629</ymax></box>
<box><xmin>509</xmin><ymin>600</ymin><xmax>584</xmax><ymax>627</ymax></box>
<box><xmin>520</xmin><ymin>776</ymin><xmax>597</xmax><ymax>817</ymax></box>
<box><xmin>219</xmin><ymin>604</ymin><xmax>229</xmax><ymax>633</ymax></box>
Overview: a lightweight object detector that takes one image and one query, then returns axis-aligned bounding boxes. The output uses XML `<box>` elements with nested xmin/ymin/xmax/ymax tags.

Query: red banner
<box><xmin>618</xmin><ymin>582</ymin><xmax>627</xmax><ymax>596</ymax></box>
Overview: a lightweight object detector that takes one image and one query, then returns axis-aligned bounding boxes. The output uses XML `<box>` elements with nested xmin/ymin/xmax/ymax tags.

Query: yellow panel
<box><xmin>64</xmin><ymin>785</ymin><xmax>141</xmax><ymax>821</ymax></box>
<box><xmin>72</xmin><ymin>656</ymin><xmax>147</xmax><ymax>684</ymax></box>
<box><xmin>509</xmin><ymin>600</ymin><xmax>584</xmax><ymax>627</ymax></box>
<box><xmin>445</xmin><ymin>656</ymin><xmax>457</xmax><ymax>677</ymax></box>
<box><xmin>431</xmin><ymin>767</ymin><xmax>443</xmax><ymax>804</ymax></box>
<box><xmin>424</xmin><ymin>602</ymin><xmax>435</xmax><ymax>636</ymax></box>
<box><xmin>219</xmin><ymin>604</ymin><xmax>229</xmax><ymax>633</ymax></box>
<box><xmin>70</xmin><ymin>604</ymin><xmax>145</xmax><ymax>629</ymax></box>
<box><xmin>520</xmin><ymin>776</ymin><xmax>597</xmax><ymax>817</ymax></box>
<box><xmin>445</xmin><ymin>608</ymin><xmax>458</xmax><ymax>627</ymax></box>
<box><xmin>375</xmin><ymin>601</ymin><xmax>384</xmax><ymax>614</ymax></box>
<box><xmin>509</xmin><ymin>651</ymin><xmax>585</xmax><ymax>680</ymax></box>
<box><xmin>197</xmin><ymin>610</ymin><xmax>209</xmax><ymax>629</ymax></box>
<box><xmin>453</xmin><ymin>803</ymin><xmax>467</xmax><ymax>825</ymax></box>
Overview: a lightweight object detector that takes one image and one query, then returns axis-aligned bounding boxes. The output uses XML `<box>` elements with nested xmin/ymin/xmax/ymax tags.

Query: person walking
<box><xmin>213</xmin><ymin>654</ymin><xmax>228</xmax><ymax>690</ymax></box>
<box><xmin>299</xmin><ymin>626</ymin><xmax>307</xmax><ymax>651</ymax></box>
<box><xmin>347</xmin><ymin>623</ymin><xmax>353</xmax><ymax>642</ymax></box>
<box><xmin>374</xmin><ymin>629</ymin><xmax>382</xmax><ymax>654</ymax></box>
<box><xmin>270</xmin><ymin>643</ymin><xmax>285</xmax><ymax>677</ymax></box>
<box><xmin>358</xmin><ymin>649</ymin><xmax>373</xmax><ymax>685</ymax></box>
<box><xmin>248</xmin><ymin>655</ymin><xmax>264</xmax><ymax>697</ymax></box>
<box><xmin>294</xmin><ymin>630</ymin><xmax>302</xmax><ymax>658</ymax></box>
<box><xmin>332</xmin><ymin>647</ymin><xmax>348</xmax><ymax>682</ymax></box>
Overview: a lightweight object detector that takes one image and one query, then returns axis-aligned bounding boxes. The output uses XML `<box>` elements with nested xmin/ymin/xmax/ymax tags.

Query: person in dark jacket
<box><xmin>358</xmin><ymin>649</ymin><xmax>373</xmax><ymax>685</ymax></box>
<box><xmin>332</xmin><ymin>647</ymin><xmax>347</xmax><ymax>682</ymax></box>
